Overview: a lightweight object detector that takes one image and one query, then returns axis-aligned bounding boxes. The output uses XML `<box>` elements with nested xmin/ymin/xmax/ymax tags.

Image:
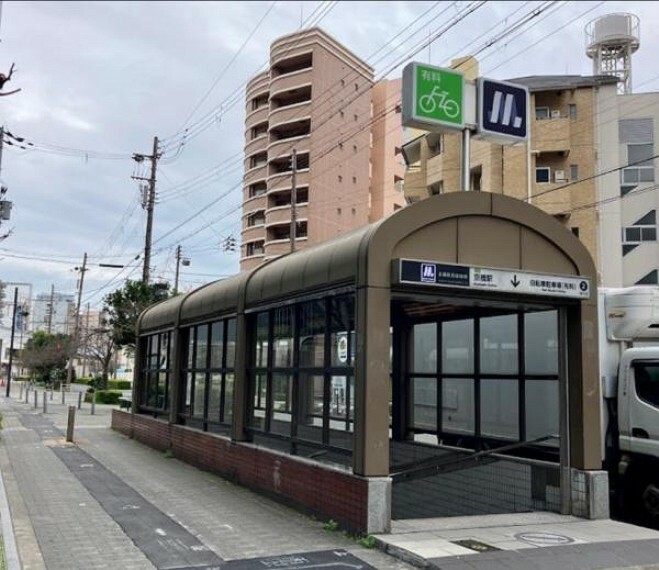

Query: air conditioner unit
<box><xmin>554</xmin><ymin>169</ymin><xmax>566</xmax><ymax>182</ymax></box>
<box><xmin>551</xmin><ymin>110</ymin><xmax>561</xmax><ymax>119</ymax></box>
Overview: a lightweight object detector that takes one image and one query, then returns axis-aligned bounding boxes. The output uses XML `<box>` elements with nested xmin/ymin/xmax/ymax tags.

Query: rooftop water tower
<box><xmin>585</xmin><ymin>13</ymin><xmax>640</xmax><ymax>94</ymax></box>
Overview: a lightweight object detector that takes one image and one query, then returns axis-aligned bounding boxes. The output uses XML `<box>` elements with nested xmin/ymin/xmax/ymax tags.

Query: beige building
<box><xmin>241</xmin><ymin>28</ymin><xmax>404</xmax><ymax>271</ymax></box>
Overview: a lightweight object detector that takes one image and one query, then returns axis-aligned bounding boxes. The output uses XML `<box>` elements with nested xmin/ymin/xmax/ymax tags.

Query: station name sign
<box><xmin>394</xmin><ymin>259</ymin><xmax>591</xmax><ymax>300</ymax></box>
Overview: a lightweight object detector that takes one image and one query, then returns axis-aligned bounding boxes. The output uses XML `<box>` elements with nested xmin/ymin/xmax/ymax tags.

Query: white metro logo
<box><xmin>488</xmin><ymin>90</ymin><xmax>523</xmax><ymax>129</ymax></box>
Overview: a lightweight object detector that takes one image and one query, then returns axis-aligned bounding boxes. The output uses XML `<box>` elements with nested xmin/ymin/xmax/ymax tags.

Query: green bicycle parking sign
<box><xmin>402</xmin><ymin>62</ymin><xmax>464</xmax><ymax>131</ymax></box>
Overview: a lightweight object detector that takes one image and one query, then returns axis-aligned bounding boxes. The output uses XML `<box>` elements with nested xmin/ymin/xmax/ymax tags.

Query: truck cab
<box><xmin>599</xmin><ymin>287</ymin><xmax>659</xmax><ymax>521</ymax></box>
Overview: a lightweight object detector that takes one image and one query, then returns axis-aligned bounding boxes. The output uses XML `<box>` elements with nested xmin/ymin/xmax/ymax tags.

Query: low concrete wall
<box><xmin>111</xmin><ymin>410</ymin><xmax>389</xmax><ymax>534</ymax></box>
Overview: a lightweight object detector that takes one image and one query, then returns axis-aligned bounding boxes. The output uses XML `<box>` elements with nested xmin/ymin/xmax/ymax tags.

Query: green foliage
<box><xmin>86</xmin><ymin>390</ymin><xmax>123</xmax><ymax>405</ymax></box>
<box><xmin>21</xmin><ymin>332</ymin><xmax>72</xmax><ymax>383</ymax></box>
<box><xmin>357</xmin><ymin>535</ymin><xmax>376</xmax><ymax>549</ymax></box>
<box><xmin>107</xmin><ymin>380</ymin><xmax>132</xmax><ymax>390</ymax></box>
<box><xmin>163</xmin><ymin>448</ymin><xmax>174</xmax><ymax>459</ymax></box>
<box><xmin>103</xmin><ymin>280</ymin><xmax>170</xmax><ymax>348</ymax></box>
<box><xmin>323</xmin><ymin>519</ymin><xmax>340</xmax><ymax>532</ymax></box>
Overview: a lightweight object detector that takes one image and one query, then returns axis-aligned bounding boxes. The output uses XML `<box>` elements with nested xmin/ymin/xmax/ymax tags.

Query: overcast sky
<box><xmin>0</xmin><ymin>0</ymin><xmax>657</xmax><ymax>312</ymax></box>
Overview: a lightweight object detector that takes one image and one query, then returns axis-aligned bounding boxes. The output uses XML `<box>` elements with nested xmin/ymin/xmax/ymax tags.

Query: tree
<box><xmin>21</xmin><ymin>331</ymin><xmax>71</xmax><ymax>383</ymax></box>
<box><xmin>103</xmin><ymin>280</ymin><xmax>168</xmax><ymax>348</ymax></box>
<box><xmin>82</xmin><ymin>327</ymin><xmax>116</xmax><ymax>387</ymax></box>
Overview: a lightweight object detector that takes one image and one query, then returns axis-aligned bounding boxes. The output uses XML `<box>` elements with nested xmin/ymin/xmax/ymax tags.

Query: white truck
<box><xmin>599</xmin><ymin>286</ymin><xmax>659</xmax><ymax>523</ymax></box>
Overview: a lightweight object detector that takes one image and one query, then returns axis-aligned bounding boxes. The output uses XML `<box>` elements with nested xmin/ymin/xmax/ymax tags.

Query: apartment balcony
<box><xmin>246</xmin><ymin>71</ymin><xmax>270</xmax><ymax>100</ymax></box>
<box><xmin>242</xmin><ymin>192</ymin><xmax>266</xmax><ymax>211</ymax></box>
<box><xmin>241</xmin><ymin>224</ymin><xmax>266</xmax><ymax>243</ymax></box>
<box><xmin>269</xmin><ymin>101</ymin><xmax>312</xmax><ymax>129</ymax></box>
<box><xmin>245</xmin><ymin>105</ymin><xmax>269</xmax><ymax>126</ymax></box>
<box><xmin>244</xmin><ymin>133</ymin><xmax>268</xmax><ymax>156</ymax></box>
<box><xmin>264</xmin><ymin>238</ymin><xmax>308</xmax><ymax>258</ymax></box>
<box><xmin>533</xmin><ymin>117</ymin><xmax>571</xmax><ymax>154</ymax></box>
<box><xmin>241</xmin><ymin>255</ymin><xmax>265</xmax><ymax>271</ymax></box>
<box><xmin>270</xmin><ymin>69</ymin><xmax>313</xmax><ymax>97</ymax></box>
<box><xmin>402</xmin><ymin>165</ymin><xmax>428</xmax><ymax>202</ymax></box>
<box><xmin>268</xmin><ymin>132</ymin><xmax>311</xmax><ymax>161</ymax></box>
<box><xmin>265</xmin><ymin>203</ymin><xmax>308</xmax><ymax>225</ymax></box>
<box><xmin>244</xmin><ymin>164</ymin><xmax>268</xmax><ymax>186</ymax></box>
<box><xmin>268</xmin><ymin>168</ymin><xmax>310</xmax><ymax>192</ymax></box>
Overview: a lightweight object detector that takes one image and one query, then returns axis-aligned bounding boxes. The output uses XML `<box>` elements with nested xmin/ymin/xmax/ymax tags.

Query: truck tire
<box><xmin>642</xmin><ymin>482</ymin><xmax>659</xmax><ymax>520</ymax></box>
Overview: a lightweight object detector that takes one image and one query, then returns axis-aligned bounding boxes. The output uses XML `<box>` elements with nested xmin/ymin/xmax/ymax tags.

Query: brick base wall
<box><xmin>112</xmin><ymin>410</ymin><xmax>369</xmax><ymax>532</ymax></box>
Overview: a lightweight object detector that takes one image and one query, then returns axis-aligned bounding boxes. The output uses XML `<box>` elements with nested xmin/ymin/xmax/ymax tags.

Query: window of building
<box><xmin>247</xmin><ymin>295</ymin><xmax>355</xmax><ymax>453</ymax></box>
<box><xmin>571</xmin><ymin>227</ymin><xmax>580</xmax><ymax>238</ymax></box>
<box><xmin>138</xmin><ymin>332</ymin><xmax>171</xmax><ymax>413</ymax></box>
<box><xmin>568</xmin><ymin>104</ymin><xmax>577</xmax><ymax>120</ymax></box>
<box><xmin>353</xmin><ymin>144</ymin><xmax>358</xmax><ymax>153</ymax></box>
<box><xmin>535</xmin><ymin>167</ymin><xmax>551</xmax><ymax>183</ymax></box>
<box><xmin>247</xmin><ymin>211</ymin><xmax>265</xmax><ymax>227</ymax></box>
<box><xmin>250</xmin><ymin>152</ymin><xmax>268</xmax><ymax>169</ymax></box>
<box><xmin>636</xmin><ymin>269</ymin><xmax>659</xmax><ymax>285</ymax></box>
<box><xmin>338</xmin><ymin>175</ymin><xmax>343</xmax><ymax>183</ymax></box>
<box><xmin>249</xmin><ymin>182</ymin><xmax>267</xmax><ymax>198</ymax></box>
<box><xmin>621</xmin><ymin>185</ymin><xmax>636</xmax><ymax>196</ymax></box>
<box><xmin>354</xmin><ymin>83</ymin><xmax>359</xmax><ymax>92</ymax></box>
<box><xmin>623</xmin><ymin>142</ymin><xmax>655</xmax><ymax>184</ymax></box>
<box><xmin>353</xmin><ymin>114</ymin><xmax>358</xmax><ymax>122</ymax></box>
<box><xmin>339</xmin><ymin>110</ymin><xmax>344</xmax><ymax>119</ymax></box>
<box><xmin>246</xmin><ymin>241</ymin><xmax>264</xmax><ymax>257</ymax></box>
<box><xmin>251</xmin><ymin>123</ymin><xmax>268</xmax><ymax>139</ymax></box>
<box><xmin>251</xmin><ymin>94</ymin><xmax>268</xmax><ymax>111</ymax></box>
<box><xmin>535</xmin><ymin>107</ymin><xmax>550</xmax><ymax>120</ymax></box>
<box><xmin>352</xmin><ymin>176</ymin><xmax>357</xmax><ymax>184</ymax></box>
<box><xmin>569</xmin><ymin>164</ymin><xmax>579</xmax><ymax>181</ymax></box>
<box><xmin>338</xmin><ymin>142</ymin><xmax>343</xmax><ymax>150</ymax></box>
<box><xmin>623</xmin><ymin>210</ymin><xmax>657</xmax><ymax>244</ymax></box>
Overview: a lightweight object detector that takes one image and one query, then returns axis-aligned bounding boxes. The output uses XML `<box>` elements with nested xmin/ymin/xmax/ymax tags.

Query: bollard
<box><xmin>19</xmin><ymin>383</ymin><xmax>23</xmax><ymax>400</ymax></box>
<box><xmin>61</xmin><ymin>385</ymin><xmax>65</xmax><ymax>405</ymax></box>
<box><xmin>34</xmin><ymin>390</ymin><xmax>38</xmax><ymax>409</ymax></box>
<box><xmin>91</xmin><ymin>394</ymin><xmax>95</xmax><ymax>416</ymax></box>
<box><xmin>50</xmin><ymin>389</ymin><xmax>53</xmax><ymax>401</ymax></box>
<box><xmin>43</xmin><ymin>392</ymin><xmax>47</xmax><ymax>414</ymax></box>
<box><xmin>66</xmin><ymin>405</ymin><xmax>75</xmax><ymax>442</ymax></box>
<box><xmin>24</xmin><ymin>386</ymin><xmax>29</xmax><ymax>404</ymax></box>
<box><xmin>77</xmin><ymin>391</ymin><xmax>82</xmax><ymax>410</ymax></box>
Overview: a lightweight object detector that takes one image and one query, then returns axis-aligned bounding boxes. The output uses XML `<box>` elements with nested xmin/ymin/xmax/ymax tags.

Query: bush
<box><xmin>76</xmin><ymin>377</ymin><xmax>93</xmax><ymax>386</ymax></box>
<box><xmin>107</xmin><ymin>380</ymin><xmax>132</xmax><ymax>390</ymax></box>
<box><xmin>85</xmin><ymin>390</ymin><xmax>123</xmax><ymax>405</ymax></box>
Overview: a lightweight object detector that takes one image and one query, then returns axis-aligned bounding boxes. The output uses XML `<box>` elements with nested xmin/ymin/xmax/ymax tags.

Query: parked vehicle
<box><xmin>599</xmin><ymin>286</ymin><xmax>659</xmax><ymax>523</ymax></box>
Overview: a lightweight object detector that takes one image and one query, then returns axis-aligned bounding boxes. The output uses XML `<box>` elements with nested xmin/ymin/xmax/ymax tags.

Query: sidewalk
<box><xmin>1</xmin><ymin>383</ymin><xmax>658</xmax><ymax>570</ymax></box>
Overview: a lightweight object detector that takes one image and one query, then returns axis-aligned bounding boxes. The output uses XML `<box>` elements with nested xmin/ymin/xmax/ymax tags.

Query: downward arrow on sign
<box><xmin>511</xmin><ymin>275</ymin><xmax>520</xmax><ymax>287</ymax></box>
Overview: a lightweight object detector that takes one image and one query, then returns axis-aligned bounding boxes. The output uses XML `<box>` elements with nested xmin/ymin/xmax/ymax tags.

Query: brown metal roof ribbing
<box><xmin>244</xmin><ymin>223</ymin><xmax>381</xmax><ymax>306</ymax></box>
<box><xmin>138</xmin><ymin>273</ymin><xmax>249</xmax><ymax>332</ymax></box>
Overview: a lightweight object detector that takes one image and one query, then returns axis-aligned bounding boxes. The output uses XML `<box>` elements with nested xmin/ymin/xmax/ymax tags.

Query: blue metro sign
<box><xmin>478</xmin><ymin>77</ymin><xmax>529</xmax><ymax>143</ymax></box>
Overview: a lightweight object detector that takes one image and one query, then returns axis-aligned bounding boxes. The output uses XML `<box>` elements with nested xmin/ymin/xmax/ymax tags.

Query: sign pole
<box><xmin>461</xmin><ymin>128</ymin><xmax>471</xmax><ymax>192</ymax></box>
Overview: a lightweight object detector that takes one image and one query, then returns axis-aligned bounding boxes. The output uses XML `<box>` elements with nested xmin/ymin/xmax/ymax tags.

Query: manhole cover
<box><xmin>453</xmin><ymin>539</ymin><xmax>500</xmax><ymax>553</ymax></box>
<box><xmin>514</xmin><ymin>532</ymin><xmax>574</xmax><ymax>546</ymax></box>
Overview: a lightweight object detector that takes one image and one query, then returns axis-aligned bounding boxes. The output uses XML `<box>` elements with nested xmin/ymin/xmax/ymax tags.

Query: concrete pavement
<box><xmin>0</xmin><ymin>382</ymin><xmax>658</xmax><ymax>569</ymax></box>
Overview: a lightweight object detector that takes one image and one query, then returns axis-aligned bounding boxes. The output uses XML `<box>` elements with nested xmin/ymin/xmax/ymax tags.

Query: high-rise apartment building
<box><xmin>241</xmin><ymin>28</ymin><xmax>404</xmax><ymax>271</ymax></box>
<box><xmin>31</xmin><ymin>292</ymin><xmax>75</xmax><ymax>335</ymax></box>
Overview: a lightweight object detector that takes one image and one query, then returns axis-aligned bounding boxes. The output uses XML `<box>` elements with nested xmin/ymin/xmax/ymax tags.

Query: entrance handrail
<box><xmin>391</xmin><ymin>434</ymin><xmax>559</xmax><ymax>483</ymax></box>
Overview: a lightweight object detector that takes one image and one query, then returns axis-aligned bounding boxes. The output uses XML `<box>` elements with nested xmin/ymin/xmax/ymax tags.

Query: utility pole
<box><xmin>174</xmin><ymin>245</ymin><xmax>181</xmax><ymax>295</ymax></box>
<box><xmin>47</xmin><ymin>283</ymin><xmax>54</xmax><ymax>334</ymax></box>
<box><xmin>5</xmin><ymin>287</ymin><xmax>17</xmax><ymax>397</ymax></box>
<box><xmin>65</xmin><ymin>252</ymin><xmax>87</xmax><ymax>388</ymax></box>
<box><xmin>132</xmin><ymin>136</ymin><xmax>159</xmax><ymax>284</ymax></box>
<box><xmin>289</xmin><ymin>149</ymin><xmax>297</xmax><ymax>253</ymax></box>
<box><xmin>82</xmin><ymin>302</ymin><xmax>90</xmax><ymax>377</ymax></box>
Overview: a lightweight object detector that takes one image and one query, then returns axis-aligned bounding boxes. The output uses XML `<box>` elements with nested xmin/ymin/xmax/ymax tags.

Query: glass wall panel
<box><xmin>249</xmin><ymin>372</ymin><xmax>267</xmax><ymax>429</ymax></box>
<box><xmin>442</xmin><ymin>320</ymin><xmax>474</xmax><ymax>374</ymax></box>
<box><xmin>159</xmin><ymin>333</ymin><xmax>169</xmax><ymax>368</ymax></box>
<box><xmin>209</xmin><ymin>322</ymin><xmax>224</xmax><ymax>368</ymax></box>
<box><xmin>411</xmin><ymin>377</ymin><xmax>437</xmax><ymax>431</ymax></box>
<box><xmin>184</xmin><ymin>372</ymin><xmax>193</xmax><ymax>414</ymax></box>
<box><xmin>330</xmin><ymin>296</ymin><xmax>355</xmax><ymax>367</ymax></box>
<box><xmin>297</xmin><ymin>373</ymin><xmax>324</xmax><ymax>443</ymax></box>
<box><xmin>255</xmin><ymin>313</ymin><xmax>269</xmax><ymax>367</ymax></box>
<box><xmin>223</xmin><ymin>373</ymin><xmax>234</xmax><ymax>423</ymax></box>
<box><xmin>412</xmin><ymin>323</ymin><xmax>437</xmax><ymax>373</ymax></box>
<box><xmin>187</xmin><ymin>328</ymin><xmax>195</xmax><ymax>368</ymax></box>
<box><xmin>273</xmin><ymin>307</ymin><xmax>294</xmax><ymax>367</ymax></box>
<box><xmin>329</xmin><ymin>375</ymin><xmax>347</xmax><ymax>418</ymax></box>
<box><xmin>271</xmin><ymin>373</ymin><xmax>293</xmax><ymax>436</ymax></box>
<box><xmin>525</xmin><ymin>311</ymin><xmax>558</xmax><ymax>375</ymax></box>
<box><xmin>192</xmin><ymin>373</ymin><xmax>206</xmax><ymax>418</ymax></box>
<box><xmin>525</xmin><ymin>380</ymin><xmax>559</xmax><ymax>446</ymax></box>
<box><xmin>195</xmin><ymin>324</ymin><xmax>209</xmax><ymax>368</ymax></box>
<box><xmin>226</xmin><ymin>319</ymin><xmax>237</xmax><ymax>368</ymax></box>
<box><xmin>299</xmin><ymin>300</ymin><xmax>326</xmax><ymax>367</ymax></box>
<box><xmin>442</xmin><ymin>378</ymin><xmax>474</xmax><ymax>435</ymax></box>
<box><xmin>481</xmin><ymin>379</ymin><xmax>518</xmax><ymax>440</ymax></box>
<box><xmin>208</xmin><ymin>372</ymin><xmax>222</xmax><ymax>421</ymax></box>
<box><xmin>481</xmin><ymin>314</ymin><xmax>518</xmax><ymax>375</ymax></box>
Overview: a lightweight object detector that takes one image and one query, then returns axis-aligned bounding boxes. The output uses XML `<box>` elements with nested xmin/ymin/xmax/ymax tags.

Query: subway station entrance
<box><xmin>126</xmin><ymin>191</ymin><xmax>604</xmax><ymax>534</ymax></box>
<box><xmin>389</xmin><ymin>292</ymin><xmax>567</xmax><ymax>519</ymax></box>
